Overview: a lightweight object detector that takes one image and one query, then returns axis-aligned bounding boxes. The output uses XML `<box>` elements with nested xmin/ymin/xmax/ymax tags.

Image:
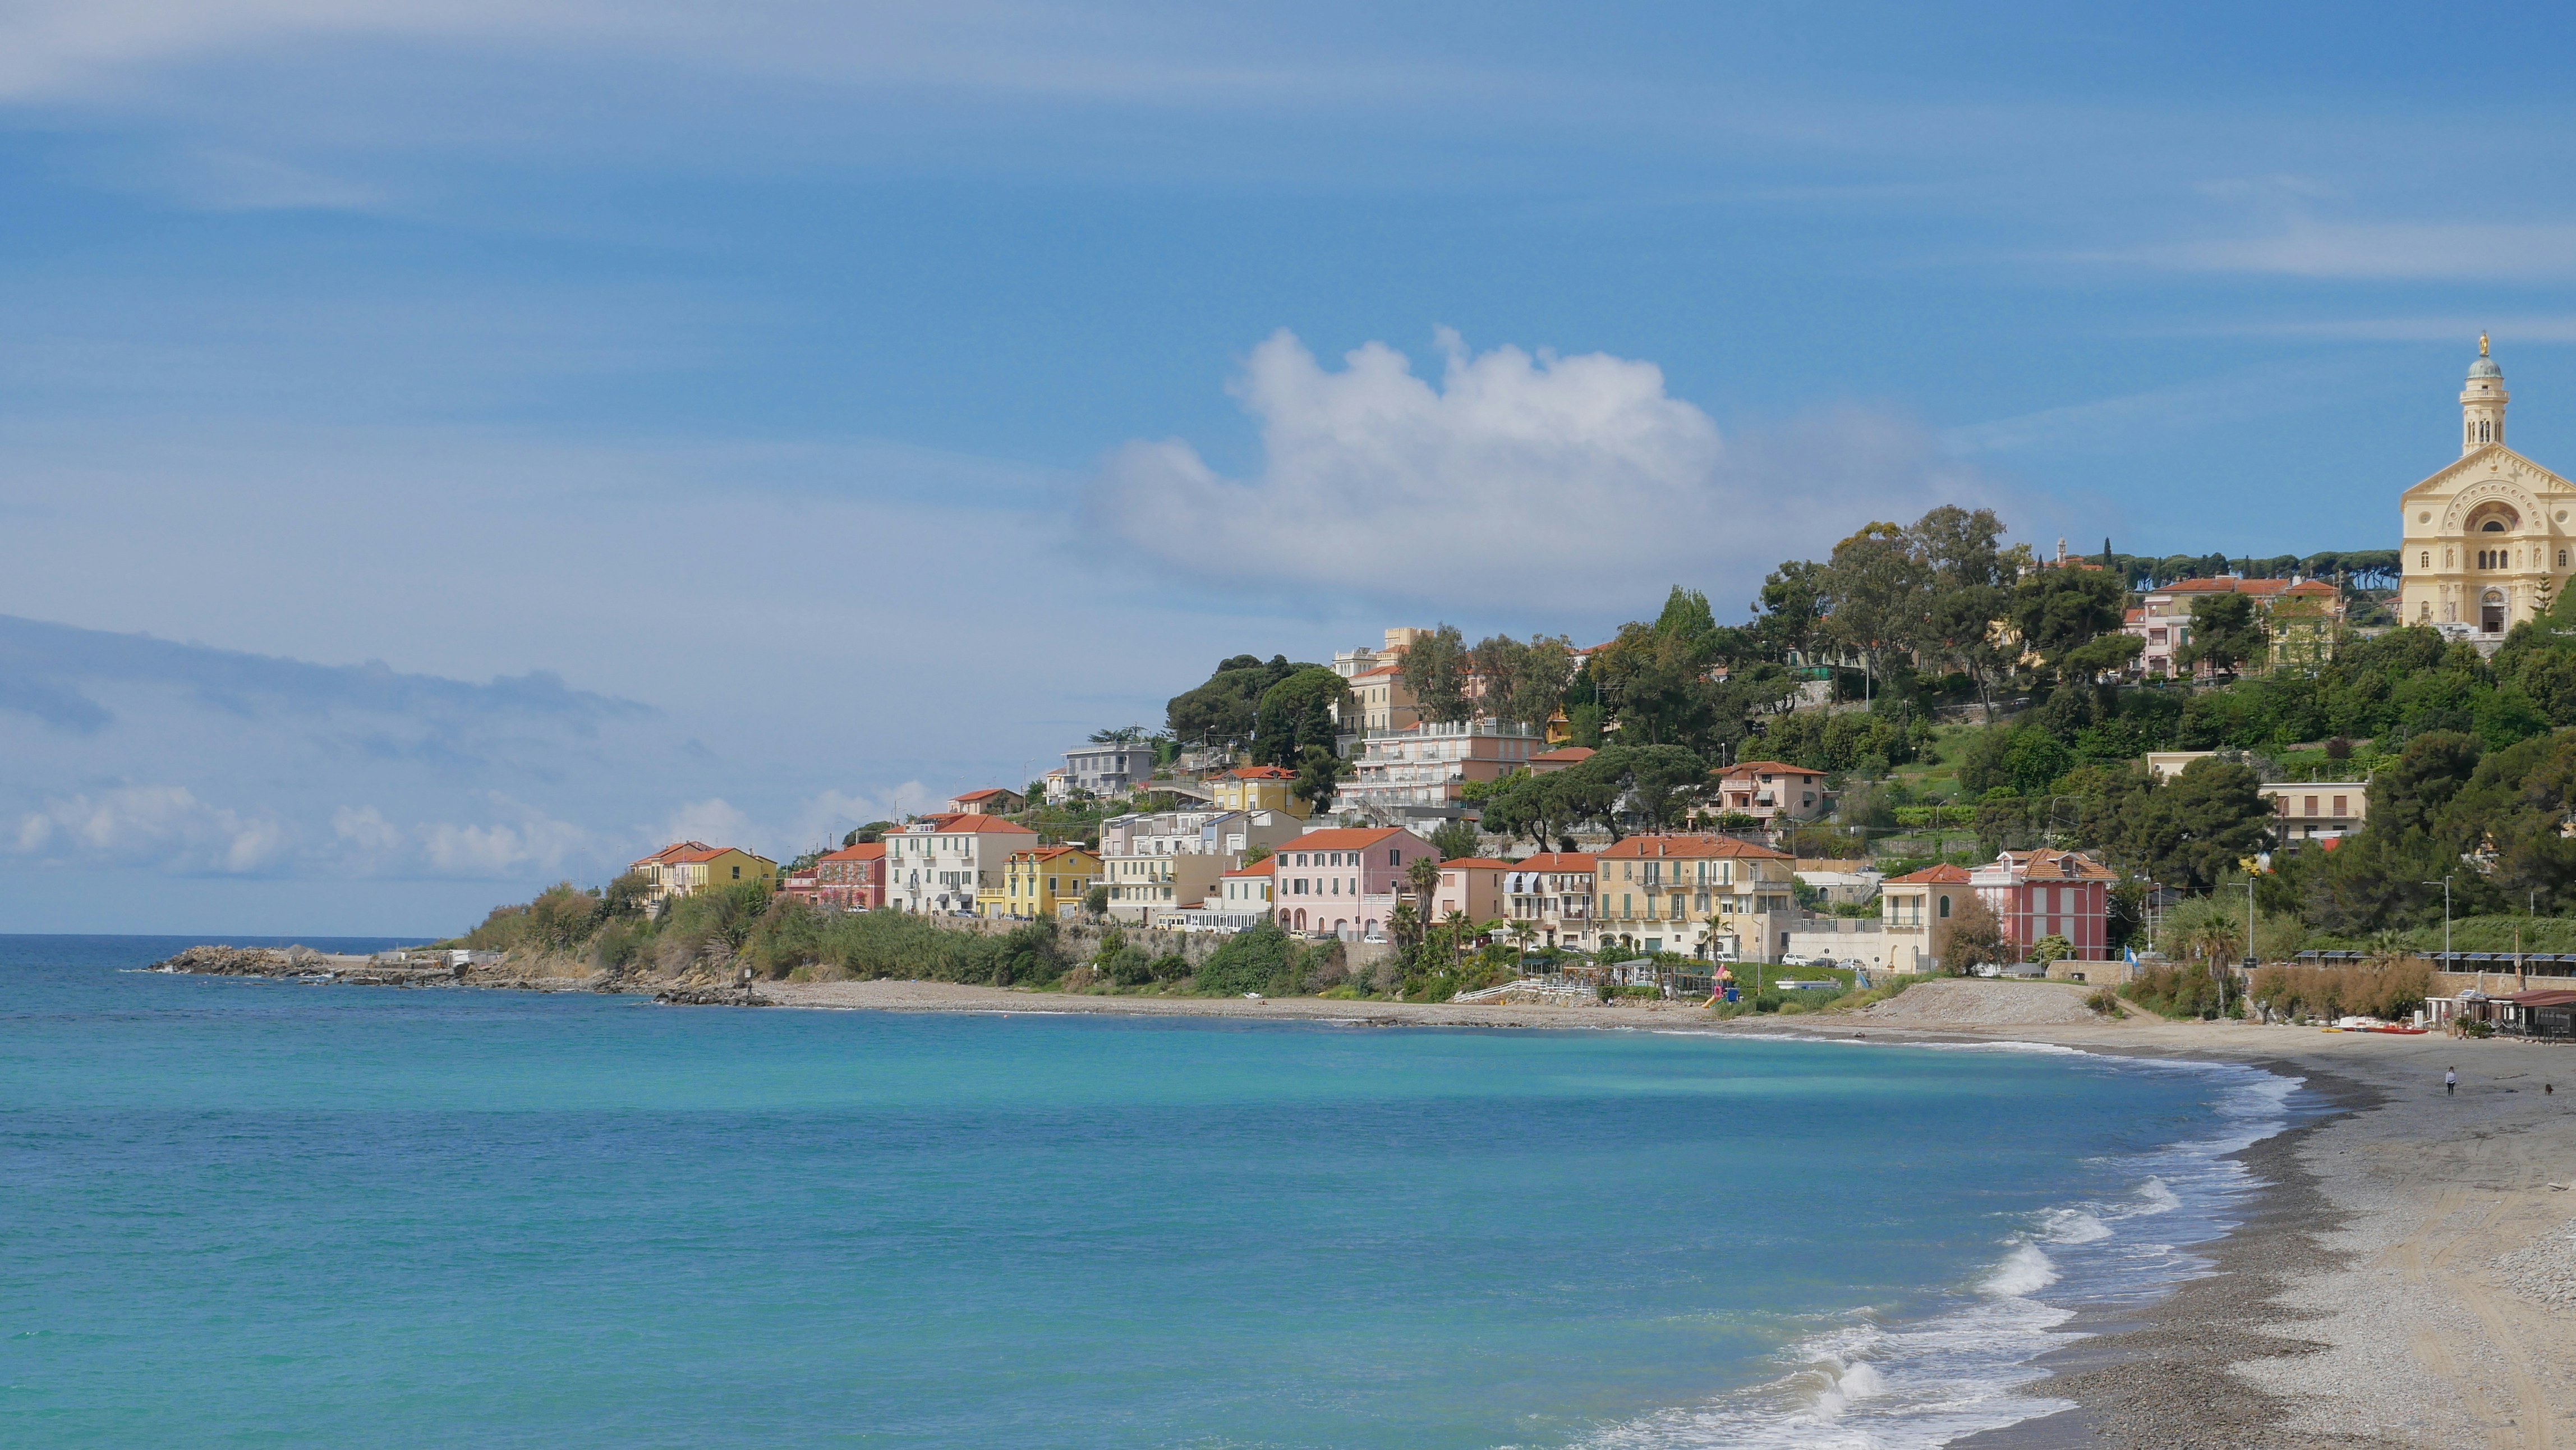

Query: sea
<box><xmin>0</xmin><ymin>935</ymin><xmax>2315</xmax><ymax>1448</ymax></box>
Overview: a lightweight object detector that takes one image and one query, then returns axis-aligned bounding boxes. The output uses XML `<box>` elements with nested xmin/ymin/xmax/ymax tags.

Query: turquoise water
<box><xmin>2</xmin><ymin>937</ymin><xmax>2303</xmax><ymax>1448</ymax></box>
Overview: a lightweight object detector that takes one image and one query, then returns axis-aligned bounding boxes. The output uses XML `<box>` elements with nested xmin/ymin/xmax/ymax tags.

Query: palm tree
<box><xmin>1507</xmin><ymin>917</ymin><xmax>1537</xmax><ymax>968</ymax></box>
<box><xmin>1443</xmin><ymin>909</ymin><xmax>1473</xmax><ymax>966</ymax></box>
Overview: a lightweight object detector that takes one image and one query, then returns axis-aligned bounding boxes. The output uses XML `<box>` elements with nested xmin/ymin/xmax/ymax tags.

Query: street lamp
<box><xmin>2420</xmin><ymin>876</ymin><xmax>2454</xmax><ymax>962</ymax></box>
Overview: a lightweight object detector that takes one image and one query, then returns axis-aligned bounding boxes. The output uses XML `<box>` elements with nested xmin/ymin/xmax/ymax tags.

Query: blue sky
<box><xmin>10</xmin><ymin>1</ymin><xmax>2576</xmax><ymax>932</ymax></box>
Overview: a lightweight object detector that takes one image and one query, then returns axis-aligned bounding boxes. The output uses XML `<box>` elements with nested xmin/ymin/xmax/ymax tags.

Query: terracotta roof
<box><xmin>1224</xmin><ymin>765</ymin><xmax>1295</xmax><ymax>780</ymax></box>
<box><xmin>1597</xmin><ymin>835</ymin><xmax>1792</xmax><ymax>860</ymax></box>
<box><xmin>1529</xmin><ymin>746</ymin><xmax>1596</xmax><ymax>764</ymax></box>
<box><xmin>634</xmin><ymin>839</ymin><xmax>720</xmax><ymax>865</ymax></box>
<box><xmin>1993</xmin><ymin>848</ymin><xmax>2118</xmax><ymax>882</ymax></box>
<box><xmin>1717</xmin><ymin>760</ymin><xmax>1825</xmax><ymax>781</ymax></box>
<box><xmin>1351</xmin><ymin>664</ymin><xmax>1401</xmax><ymax>680</ymax></box>
<box><xmin>1438</xmin><ymin>858</ymin><xmax>1515</xmax><ymax>871</ymax></box>
<box><xmin>1510</xmin><ymin>852</ymin><xmax>1598</xmax><ymax>872</ymax></box>
<box><xmin>1222</xmin><ymin>857</ymin><xmax>1278</xmax><ymax>877</ymax></box>
<box><xmin>1884</xmin><ymin>863</ymin><xmax>1971</xmax><ymax>885</ymax></box>
<box><xmin>1009</xmin><ymin>843</ymin><xmax>1095</xmax><ymax>862</ymax></box>
<box><xmin>2123</xmin><ymin>607</ymin><xmax>2145</xmax><ymax>624</ymax></box>
<box><xmin>949</xmin><ymin>787</ymin><xmax>1018</xmax><ymax>803</ymax></box>
<box><xmin>1287</xmin><ymin>827</ymin><xmax>1414</xmax><ymax>850</ymax></box>
<box><xmin>818</xmin><ymin>842</ymin><xmax>885</xmax><ymax>864</ymax></box>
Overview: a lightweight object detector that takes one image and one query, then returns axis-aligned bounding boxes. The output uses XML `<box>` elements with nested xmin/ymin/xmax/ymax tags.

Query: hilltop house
<box><xmin>945</xmin><ymin>787</ymin><xmax>1024</xmax><ymax>816</ymax></box>
<box><xmin>1712</xmin><ymin>761</ymin><xmax>1829</xmax><ymax>824</ymax></box>
<box><xmin>629</xmin><ymin>841</ymin><xmax>778</xmax><ymax>909</ymax></box>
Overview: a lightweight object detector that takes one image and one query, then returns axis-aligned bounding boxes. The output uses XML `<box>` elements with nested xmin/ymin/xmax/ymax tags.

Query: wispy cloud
<box><xmin>2097</xmin><ymin>219</ymin><xmax>2576</xmax><ymax>282</ymax></box>
<box><xmin>1943</xmin><ymin>361</ymin><xmax>2359</xmax><ymax>457</ymax></box>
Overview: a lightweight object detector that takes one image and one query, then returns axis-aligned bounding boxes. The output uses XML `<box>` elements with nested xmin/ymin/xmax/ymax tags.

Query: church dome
<box><xmin>2470</xmin><ymin>332</ymin><xmax>2503</xmax><ymax>380</ymax></box>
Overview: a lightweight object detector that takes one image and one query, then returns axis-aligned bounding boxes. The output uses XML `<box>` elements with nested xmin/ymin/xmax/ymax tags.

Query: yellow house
<box><xmin>993</xmin><ymin>844</ymin><xmax>1104</xmax><ymax>918</ymax></box>
<box><xmin>1207</xmin><ymin>764</ymin><xmax>1309</xmax><ymax>819</ymax></box>
<box><xmin>629</xmin><ymin>841</ymin><xmax>778</xmax><ymax>908</ymax></box>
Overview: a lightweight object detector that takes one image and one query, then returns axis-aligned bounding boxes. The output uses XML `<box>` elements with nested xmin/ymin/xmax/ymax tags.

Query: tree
<box><xmin>1429</xmin><ymin>819</ymin><xmax>1482</xmax><ymax>861</ymax></box>
<box><xmin>1405</xmin><ymin>853</ymin><xmax>1442</xmax><ymax>900</ymax></box>
<box><xmin>1291</xmin><ymin>744</ymin><xmax>1349</xmax><ymax>813</ymax></box>
<box><xmin>1472</xmin><ymin>632</ymin><xmax>1579</xmax><ymax>731</ymax></box>
<box><xmin>1165</xmin><ymin>655</ymin><xmax>1311</xmax><ymax>750</ymax></box>
<box><xmin>1090</xmin><ymin>724</ymin><xmax>1151</xmax><ymax>744</ymax></box>
<box><xmin>1821</xmin><ymin>521</ymin><xmax>1928</xmax><ymax>695</ymax></box>
<box><xmin>1608</xmin><ymin>745</ymin><xmax>1708</xmax><ymax>833</ymax></box>
<box><xmin>1750</xmin><ymin>559</ymin><xmax>1829</xmax><ymax>663</ymax></box>
<box><xmin>1387</xmin><ymin>900</ymin><xmax>1424</xmax><ymax>954</ymax></box>
<box><xmin>1944</xmin><ymin>896</ymin><xmax>2008</xmax><ymax>974</ymax></box>
<box><xmin>2008</xmin><ymin>566</ymin><xmax>2135</xmax><ymax>685</ymax></box>
<box><xmin>2128</xmin><ymin>757</ymin><xmax>2271</xmax><ymax>893</ymax></box>
<box><xmin>1251</xmin><ymin>668</ymin><xmax>1351</xmax><ymax>768</ymax></box>
<box><xmin>1400</xmin><ymin>625</ymin><xmax>1473</xmax><ymax>724</ymax></box>
<box><xmin>1908</xmin><ymin>506</ymin><xmax>2018</xmax><ymax>719</ymax></box>
<box><xmin>2177</xmin><ymin>594</ymin><xmax>2268</xmax><ymax>680</ymax></box>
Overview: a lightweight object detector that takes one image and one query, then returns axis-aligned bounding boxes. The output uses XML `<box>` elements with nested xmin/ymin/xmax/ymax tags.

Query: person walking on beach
<box><xmin>2446</xmin><ymin>1067</ymin><xmax>2458</xmax><ymax>1096</ymax></box>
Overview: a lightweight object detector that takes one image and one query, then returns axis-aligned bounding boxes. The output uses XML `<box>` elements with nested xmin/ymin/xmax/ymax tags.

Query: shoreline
<box><xmin>153</xmin><ymin>951</ymin><xmax>2576</xmax><ymax>1446</ymax></box>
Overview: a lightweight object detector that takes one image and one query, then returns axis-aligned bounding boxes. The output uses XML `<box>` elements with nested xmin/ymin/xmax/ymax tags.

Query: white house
<box><xmin>882</xmin><ymin>814</ymin><xmax>1038</xmax><ymax>915</ymax></box>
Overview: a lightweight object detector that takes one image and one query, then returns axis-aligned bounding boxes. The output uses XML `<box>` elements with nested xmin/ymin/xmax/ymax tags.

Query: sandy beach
<box><xmin>756</xmin><ymin>976</ymin><xmax>2576</xmax><ymax>1449</ymax></box>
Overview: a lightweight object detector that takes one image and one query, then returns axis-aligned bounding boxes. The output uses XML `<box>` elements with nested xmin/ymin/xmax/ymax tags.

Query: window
<box><xmin>2333</xmin><ymin>796</ymin><xmax>2347</xmax><ymax>816</ymax></box>
<box><xmin>1938</xmin><ymin>895</ymin><xmax>1952</xmax><ymax>919</ymax></box>
<box><xmin>2421</xmin><ymin>552</ymin><xmax>2431</xmax><ymax>569</ymax></box>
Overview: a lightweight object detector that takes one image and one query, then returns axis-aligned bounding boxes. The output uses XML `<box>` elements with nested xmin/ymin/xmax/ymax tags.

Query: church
<box><xmin>2399</xmin><ymin>335</ymin><xmax>2576</xmax><ymax>639</ymax></box>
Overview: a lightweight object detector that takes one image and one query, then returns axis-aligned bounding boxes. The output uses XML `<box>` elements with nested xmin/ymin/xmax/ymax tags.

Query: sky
<box><xmin>11</xmin><ymin>1</ymin><xmax>2576</xmax><ymax>933</ymax></box>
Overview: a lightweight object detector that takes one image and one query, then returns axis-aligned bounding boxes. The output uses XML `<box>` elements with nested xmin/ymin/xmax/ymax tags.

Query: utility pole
<box><xmin>2421</xmin><ymin>876</ymin><xmax>2454</xmax><ymax>963</ymax></box>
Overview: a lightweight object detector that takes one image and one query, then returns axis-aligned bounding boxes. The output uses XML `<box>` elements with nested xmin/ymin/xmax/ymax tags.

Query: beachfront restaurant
<box><xmin>2437</xmin><ymin>986</ymin><xmax>2576</xmax><ymax>1038</ymax></box>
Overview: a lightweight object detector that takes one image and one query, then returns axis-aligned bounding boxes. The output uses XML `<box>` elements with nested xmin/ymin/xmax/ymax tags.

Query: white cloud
<box><xmin>1084</xmin><ymin>328</ymin><xmax>1997</xmax><ymax>612</ymax></box>
<box><xmin>10</xmin><ymin>784</ymin><xmax>290</xmax><ymax>874</ymax></box>
<box><xmin>654</xmin><ymin>797</ymin><xmax>759</xmax><ymax>852</ymax></box>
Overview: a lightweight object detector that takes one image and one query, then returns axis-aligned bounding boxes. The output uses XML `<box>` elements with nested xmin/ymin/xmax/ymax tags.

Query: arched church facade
<box><xmin>2399</xmin><ymin>336</ymin><xmax>2576</xmax><ymax>642</ymax></box>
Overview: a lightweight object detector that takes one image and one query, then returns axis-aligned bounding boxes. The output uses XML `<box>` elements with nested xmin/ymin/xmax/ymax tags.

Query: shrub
<box><xmin>2246</xmin><ymin>961</ymin><xmax>2432</xmax><ymax>1021</ymax></box>
<box><xmin>2083</xmin><ymin>986</ymin><xmax>2123</xmax><ymax>1017</ymax></box>
<box><xmin>1147</xmin><ymin>953</ymin><xmax>1192</xmax><ymax>983</ymax></box>
<box><xmin>2120</xmin><ymin>964</ymin><xmax>2228</xmax><ymax>1019</ymax></box>
<box><xmin>1194</xmin><ymin>923</ymin><xmax>1322</xmax><ymax>996</ymax></box>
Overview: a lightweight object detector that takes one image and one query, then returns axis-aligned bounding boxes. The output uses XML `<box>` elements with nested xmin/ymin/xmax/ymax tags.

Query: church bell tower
<box><xmin>2463</xmin><ymin>332</ymin><xmax>2507</xmax><ymax>455</ymax></box>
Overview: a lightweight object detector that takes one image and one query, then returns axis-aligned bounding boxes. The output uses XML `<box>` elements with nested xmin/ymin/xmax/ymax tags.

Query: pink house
<box><xmin>1970</xmin><ymin>849</ymin><xmax>2118</xmax><ymax>960</ymax></box>
<box><xmin>1270</xmin><ymin>827</ymin><xmax>1440</xmax><ymax>940</ymax></box>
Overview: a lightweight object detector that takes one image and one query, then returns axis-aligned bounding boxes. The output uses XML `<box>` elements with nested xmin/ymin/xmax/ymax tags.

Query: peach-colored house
<box><xmin>1713</xmin><ymin>762</ymin><xmax>1829</xmax><ymax>823</ymax></box>
<box><xmin>1430</xmin><ymin>858</ymin><xmax>1512</xmax><ymax>925</ymax></box>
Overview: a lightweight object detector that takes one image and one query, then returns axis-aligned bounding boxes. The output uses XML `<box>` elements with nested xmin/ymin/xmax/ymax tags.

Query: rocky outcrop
<box><xmin>152</xmin><ymin>944</ymin><xmax>466</xmax><ymax>986</ymax></box>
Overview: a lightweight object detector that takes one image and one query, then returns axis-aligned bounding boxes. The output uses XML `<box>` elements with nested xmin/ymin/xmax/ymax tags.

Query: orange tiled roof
<box><xmin>635</xmin><ymin>840</ymin><xmax>723</xmax><ymax>865</ymax></box>
<box><xmin>1222</xmin><ymin>857</ymin><xmax>1278</xmax><ymax>877</ymax></box>
<box><xmin>1510</xmin><ymin>852</ymin><xmax>1598</xmax><ymax>872</ymax></box>
<box><xmin>819</xmin><ymin>842</ymin><xmax>885</xmax><ymax>863</ymax></box>
<box><xmin>1529</xmin><ymin>746</ymin><xmax>1596</xmax><ymax>764</ymax></box>
<box><xmin>950</xmin><ymin>787</ymin><xmax>1016</xmax><ymax>802</ymax></box>
<box><xmin>1994</xmin><ymin>848</ymin><xmax>2118</xmax><ymax>882</ymax></box>
<box><xmin>1884</xmin><ymin>863</ymin><xmax>1971</xmax><ymax>885</ymax></box>
<box><xmin>1438</xmin><ymin>858</ymin><xmax>1515</xmax><ymax>871</ymax></box>
<box><xmin>1225</xmin><ymin>765</ymin><xmax>1295</xmax><ymax>780</ymax></box>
